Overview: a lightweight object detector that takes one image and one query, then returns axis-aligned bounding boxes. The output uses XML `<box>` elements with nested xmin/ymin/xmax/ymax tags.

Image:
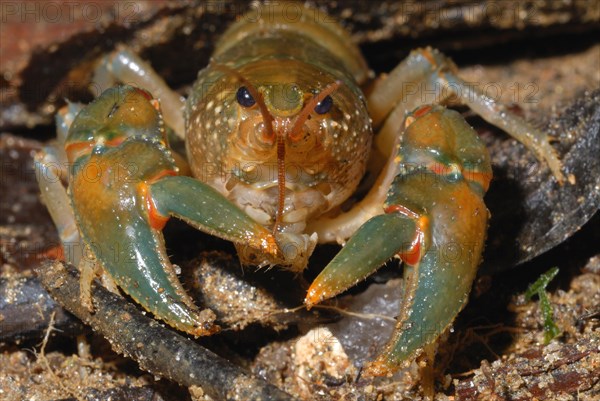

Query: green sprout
<box><xmin>525</xmin><ymin>266</ymin><xmax>561</xmax><ymax>344</ymax></box>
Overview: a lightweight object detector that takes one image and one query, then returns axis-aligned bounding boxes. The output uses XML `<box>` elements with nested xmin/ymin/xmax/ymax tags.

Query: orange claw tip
<box><xmin>304</xmin><ymin>282</ymin><xmax>329</xmax><ymax>309</ymax></box>
<box><xmin>173</xmin><ymin>312</ymin><xmax>221</xmax><ymax>337</ymax></box>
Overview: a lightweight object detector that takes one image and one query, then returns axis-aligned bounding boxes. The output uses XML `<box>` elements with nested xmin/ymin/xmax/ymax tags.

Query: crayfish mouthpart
<box><xmin>236</xmin><ymin>231</ymin><xmax>318</xmax><ymax>273</ymax></box>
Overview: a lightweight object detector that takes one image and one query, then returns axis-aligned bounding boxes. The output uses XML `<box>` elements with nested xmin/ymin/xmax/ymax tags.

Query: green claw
<box><xmin>306</xmin><ymin>105</ymin><xmax>493</xmax><ymax>375</ymax></box>
<box><xmin>305</xmin><ymin>213</ymin><xmax>417</xmax><ymax>307</ymax></box>
<box><xmin>62</xmin><ymin>85</ymin><xmax>279</xmax><ymax>336</ymax></box>
<box><xmin>149</xmin><ymin>176</ymin><xmax>279</xmax><ymax>257</ymax></box>
<box><xmin>69</xmin><ymin>137</ymin><xmax>219</xmax><ymax>335</ymax></box>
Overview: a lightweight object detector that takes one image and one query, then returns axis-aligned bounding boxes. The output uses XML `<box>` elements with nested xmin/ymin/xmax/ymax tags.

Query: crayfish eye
<box><xmin>236</xmin><ymin>86</ymin><xmax>256</xmax><ymax>108</ymax></box>
<box><xmin>314</xmin><ymin>95</ymin><xmax>333</xmax><ymax>114</ymax></box>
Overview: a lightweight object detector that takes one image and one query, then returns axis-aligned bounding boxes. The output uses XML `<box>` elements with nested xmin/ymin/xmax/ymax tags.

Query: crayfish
<box><xmin>35</xmin><ymin>2</ymin><xmax>564</xmax><ymax>378</ymax></box>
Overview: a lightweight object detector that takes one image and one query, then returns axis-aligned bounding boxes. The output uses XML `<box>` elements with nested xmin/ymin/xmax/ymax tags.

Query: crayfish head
<box><xmin>186</xmin><ymin>60</ymin><xmax>372</xmax><ymax>269</ymax></box>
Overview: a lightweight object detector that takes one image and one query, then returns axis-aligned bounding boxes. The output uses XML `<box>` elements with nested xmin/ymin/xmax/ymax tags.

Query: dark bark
<box><xmin>36</xmin><ymin>260</ymin><xmax>298</xmax><ymax>401</ymax></box>
<box><xmin>454</xmin><ymin>333</ymin><xmax>600</xmax><ymax>400</ymax></box>
<box><xmin>0</xmin><ymin>275</ymin><xmax>83</xmax><ymax>341</ymax></box>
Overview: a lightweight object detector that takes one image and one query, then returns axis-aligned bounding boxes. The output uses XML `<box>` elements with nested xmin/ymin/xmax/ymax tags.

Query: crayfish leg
<box><xmin>437</xmin><ymin>69</ymin><xmax>565</xmax><ymax>183</ymax></box>
<box><xmin>367</xmin><ymin>47</ymin><xmax>564</xmax><ymax>183</ymax></box>
<box><xmin>56</xmin><ymin>101</ymin><xmax>85</xmax><ymax>145</ymax></box>
<box><xmin>78</xmin><ymin>246</ymin><xmax>97</xmax><ymax>312</ymax></box>
<box><xmin>34</xmin><ymin>145</ymin><xmax>82</xmax><ymax>266</ymax></box>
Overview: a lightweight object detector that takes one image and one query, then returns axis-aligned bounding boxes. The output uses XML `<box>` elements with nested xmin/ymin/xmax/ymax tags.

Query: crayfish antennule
<box><xmin>289</xmin><ymin>80</ymin><xmax>342</xmax><ymax>141</ymax></box>
<box><xmin>273</xmin><ymin>127</ymin><xmax>286</xmax><ymax>234</ymax></box>
<box><xmin>212</xmin><ymin>63</ymin><xmax>287</xmax><ymax>234</ymax></box>
<box><xmin>274</xmin><ymin>81</ymin><xmax>344</xmax><ymax>233</ymax></box>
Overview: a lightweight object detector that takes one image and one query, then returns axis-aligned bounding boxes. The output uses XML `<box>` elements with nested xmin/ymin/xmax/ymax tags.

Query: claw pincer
<box><xmin>63</xmin><ymin>86</ymin><xmax>278</xmax><ymax>336</ymax></box>
<box><xmin>306</xmin><ymin>105</ymin><xmax>492</xmax><ymax>375</ymax></box>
